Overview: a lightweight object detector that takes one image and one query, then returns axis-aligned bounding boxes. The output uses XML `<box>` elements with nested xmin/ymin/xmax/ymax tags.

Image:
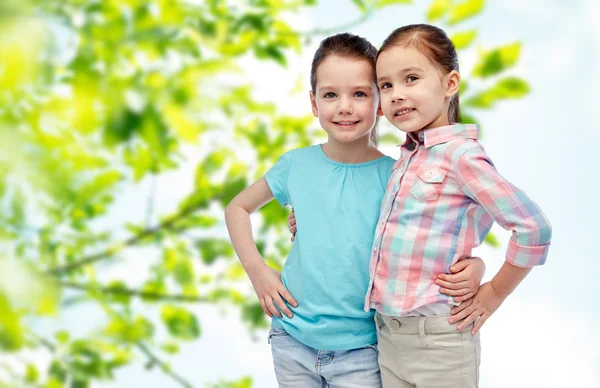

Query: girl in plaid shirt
<box><xmin>366</xmin><ymin>24</ymin><xmax>552</xmax><ymax>387</ymax></box>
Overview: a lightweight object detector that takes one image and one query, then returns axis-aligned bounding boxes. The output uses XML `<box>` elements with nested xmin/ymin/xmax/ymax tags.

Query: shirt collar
<box><xmin>401</xmin><ymin>124</ymin><xmax>480</xmax><ymax>149</ymax></box>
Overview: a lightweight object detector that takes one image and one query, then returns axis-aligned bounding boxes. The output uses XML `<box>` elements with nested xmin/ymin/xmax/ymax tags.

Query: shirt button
<box><xmin>406</xmin><ymin>143</ymin><xmax>416</xmax><ymax>151</ymax></box>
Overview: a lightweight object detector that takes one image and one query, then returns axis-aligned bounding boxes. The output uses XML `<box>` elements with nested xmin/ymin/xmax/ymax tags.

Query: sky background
<box><xmin>22</xmin><ymin>1</ymin><xmax>599</xmax><ymax>387</ymax></box>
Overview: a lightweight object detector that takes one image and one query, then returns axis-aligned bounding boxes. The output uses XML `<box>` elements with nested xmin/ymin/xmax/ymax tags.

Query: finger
<box><xmin>449</xmin><ymin>301</ymin><xmax>476</xmax><ymax>324</ymax></box>
<box><xmin>265</xmin><ymin>297</ymin><xmax>282</xmax><ymax>318</ymax></box>
<box><xmin>290</xmin><ymin>218</ymin><xmax>296</xmax><ymax>227</ymax></box>
<box><xmin>439</xmin><ymin>287</ymin><xmax>470</xmax><ymax>296</ymax></box>
<box><xmin>472</xmin><ymin>313</ymin><xmax>488</xmax><ymax>335</ymax></box>
<box><xmin>291</xmin><ymin>225</ymin><xmax>297</xmax><ymax>234</ymax></box>
<box><xmin>273</xmin><ymin>294</ymin><xmax>294</xmax><ymax>318</ymax></box>
<box><xmin>437</xmin><ymin>272</ymin><xmax>466</xmax><ymax>283</ymax></box>
<box><xmin>260</xmin><ymin>298</ymin><xmax>272</xmax><ymax>318</ymax></box>
<box><xmin>291</xmin><ymin>235</ymin><xmax>295</xmax><ymax>242</ymax></box>
<box><xmin>457</xmin><ymin>308</ymin><xmax>482</xmax><ymax>331</ymax></box>
<box><xmin>455</xmin><ymin>291</ymin><xmax>475</xmax><ymax>303</ymax></box>
<box><xmin>450</xmin><ymin>298</ymin><xmax>472</xmax><ymax>315</ymax></box>
<box><xmin>436</xmin><ymin>279</ymin><xmax>470</xmax><ymax>290</ymax></box>
<box><xmin>450</xmin><ymin>259</ymin><xmax>470</xmax><ymax>273</ymax></box>
<box><xmin>279</xmin><ymin>288</ymin><xmax>298</xmax><ymax>308</ymax></box>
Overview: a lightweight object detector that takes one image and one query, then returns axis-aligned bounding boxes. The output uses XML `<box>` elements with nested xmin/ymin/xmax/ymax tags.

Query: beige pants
<box><xmin>375</xmin><ymin>312</ymin><xmax>480</xmax><ymax>388</ymax></box>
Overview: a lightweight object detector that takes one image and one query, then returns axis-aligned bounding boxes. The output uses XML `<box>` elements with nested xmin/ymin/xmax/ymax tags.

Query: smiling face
<box><xmin>310</xmin><ymin>55</ymin><xmax>382</xmax><ymax>145</ymax></box>
<box><xmin>376</xmin><ymin>44</ymin><xmax>459</xmax><ymax>134</ymax></box>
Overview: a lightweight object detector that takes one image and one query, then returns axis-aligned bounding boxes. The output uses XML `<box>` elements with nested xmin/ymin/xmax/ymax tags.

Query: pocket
<box><xmin>361</xmin><ymin>343</ymin><xmax>378</xmax><ymax>352</ymax></box>
<box><xmin>428</xmin><ymin>330</ymin><xmax>464</xmax><ymax>350</ymax></box>
<box><xmin>268</xmin><ymin>326</ymin><xmax>289</xmax><ymax>344</ymax></box>
<box><xmin>410</xmin><ymin>164</ymin><xmax>447</xmax><ymax>202</ymax></box>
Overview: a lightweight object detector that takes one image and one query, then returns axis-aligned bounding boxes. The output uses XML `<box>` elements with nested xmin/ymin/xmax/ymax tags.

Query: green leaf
<box><xmin>351</xmin><ymin>0</ymin><xmax>368</xmax><ymax>12</ymax></box>
<box><xmin>448</xmin><ymin>0</ymin><xmax>485</xmax><ymax>25</ymax></box>
<box><xmin>104</xmin><ymin>316</ymin><xmax>154</xmax><ymax>343</ymax></box>
<box><xmin>472</xmin><ymin>42</ymin><xmax>522</xmax><ymax>78</ymax></box>
<box><xmin>426</xmin><ymin>0</ymin><xmax>451</xmax><ymax>21</ymax></box>
<box><xmin>459</xmin><ymin>112</ymin><xmax>478</xmax><ymax>125</ymax></box>
<box><xmin>161</xmin><ymin>342</ymin><xmax>180</xmax><ymax>354</ymax></box>
<box><xmin>376</xmin><ymin>0</ymin><xmax>412</xmax><ymax>8</ymax></box>
<box><xmin>464</xmin><ymin>77</ymin><xmax>530</xmax><ymax>108</ymax></box>
<box><xmin>484</xmin><ymin>232</ymin><xmax>500</xmax><ymax>248</ymax></box>
<box><xmin>226</xmin><ymin>263</ymin><xmax>247</xmax><ymax>281</ymax></box>
<box><xmin>241</xmin><ymin>302</ymin><xmax>268</xmax><ymax>329</ymax></box>
<box><xmin>25</xmin><ymin>364</ymin><xmax>39</xmax><ymax>383</ymax></box>
<box><xmin>106</xmin><ymin>281</ymin><xmax>131</xmax><ymax>304</ymax></box>
<box><xmin>197</xmin><ymin>239</ymin><xmax>235</xmax><ymax>265</ymax></box>
<box><xmin>451</xmin><ymin>30</ymin><xmax>477</xmax><ymax>50</ymax></box>
<box><xmin>459</xmin><ymin>79</ymin><xmax>469</xmax><ymax>95</ymax></box>
<box><xmin>173</xmin><ymin>257</ymin><xmax>195</xmax><ymax>286</ymax></box>
<box><xmin>55</xmin><ymin>330</ymin><xmax>70</xmax><ymax>345</ymax></box>
<box><xmin>379</xmin><ymin>133</ymin><xmax>400</xmax><ymax>145</ymax></box>
<box><xmin>160</xmin><ymin>306</ymin><xmax>201</xmax><ymax>340</ymax></box>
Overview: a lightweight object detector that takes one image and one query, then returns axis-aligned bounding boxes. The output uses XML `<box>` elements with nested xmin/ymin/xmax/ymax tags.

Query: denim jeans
<box><xmin>268</xmin><ymin>326</ymin><xmax>382</xmax><ymax>388</ymax></box>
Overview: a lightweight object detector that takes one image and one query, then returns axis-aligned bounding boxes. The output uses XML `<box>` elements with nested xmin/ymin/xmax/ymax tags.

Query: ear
<box><xmin>309</xmin><ymin>90</ymin><xmax>319</xmax><ymax>117</ymax></box>
<box><xmin>445</xmin><ymin>70</ymin><xmax>460</xmax><ymax>98</ymax></box>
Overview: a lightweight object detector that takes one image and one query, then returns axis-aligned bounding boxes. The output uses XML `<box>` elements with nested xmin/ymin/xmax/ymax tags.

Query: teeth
<box><xmin>395</xmin><ymin>109</ymin><xmax>414</xmax><ymax>116</ymax></box>
<box><xmin>336</xmin><ymin>121</ymin><xmax>358</xmax><ymax>125</ymax></box>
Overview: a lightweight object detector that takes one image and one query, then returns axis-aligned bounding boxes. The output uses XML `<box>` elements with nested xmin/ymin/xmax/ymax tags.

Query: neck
<box><xmin>322</xmin><ymin>135</ymin><xmax>382</xmax><ymax>164</ymax></box>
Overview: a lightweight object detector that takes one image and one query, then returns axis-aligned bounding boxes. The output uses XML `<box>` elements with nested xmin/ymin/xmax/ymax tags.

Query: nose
<box><xmin>391</xmin><ymin>89</ymin><xmax>406</xmax><ymax>104</ymax></box>
<box><xmin>337</xmin><ymin>96</ymin><xmax>353</xmax><ymax>114</ymax></box>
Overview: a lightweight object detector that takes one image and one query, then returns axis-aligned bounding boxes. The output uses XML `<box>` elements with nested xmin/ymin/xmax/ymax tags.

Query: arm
<box><xmin>225</xmin><ymin>178</ymin><xmax>298</xmax><ymax>319</ymax></box>
<box><xmin>448</xmin><ymin>145</ymin><xmax>552</xmax><ymax>334</ymax></box>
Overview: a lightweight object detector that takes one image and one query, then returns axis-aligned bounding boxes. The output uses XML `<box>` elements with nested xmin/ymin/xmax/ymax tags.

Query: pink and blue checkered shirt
<box><xmin>364</xmin><ymin>124</ymin><xmax>552</xmax><ymax>316</ymax></box>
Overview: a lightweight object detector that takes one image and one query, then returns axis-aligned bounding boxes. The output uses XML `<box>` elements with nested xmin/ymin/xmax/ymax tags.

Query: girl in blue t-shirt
<box><xmin>225</xmin><ymin>33</ymin><xmax>484</xmax><ymax>387</ymax></box>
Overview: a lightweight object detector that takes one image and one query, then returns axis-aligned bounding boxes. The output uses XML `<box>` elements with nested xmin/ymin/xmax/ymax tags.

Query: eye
<box><xmin>406</xmin><ymin>75</ymin><xmax>419</xmax><ymax>83</ymax></box>
<box><xmin>324</xmin><ymin>92</ymin><xmax>336</xmax><ymax>98</ymax></box>
<box><xmin>380</xmin><ymin>82</ymin><xmax>391</xmax><ymax>89</ymax></box>
<box><xmin>355</xmin><ymin>91</ymin><xmax>367</xmax><ymax>97</ymax></box>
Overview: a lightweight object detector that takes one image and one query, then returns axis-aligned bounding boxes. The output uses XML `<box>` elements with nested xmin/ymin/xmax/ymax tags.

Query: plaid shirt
<box><xmin>364</xmin><ymin>124</ymin><xmax>552</xmax><ymax>316</ymax></box>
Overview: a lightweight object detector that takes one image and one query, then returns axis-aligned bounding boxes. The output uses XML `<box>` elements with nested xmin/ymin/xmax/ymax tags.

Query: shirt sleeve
<box><xmin>456</xmin><ymin>145</ymin><xmax>552</xmax><ymax>267</ymax></box>
<box><xmin>264</xmin><ymin>150</ymin><xmax>293</xmax><ymax>207</ymax></box>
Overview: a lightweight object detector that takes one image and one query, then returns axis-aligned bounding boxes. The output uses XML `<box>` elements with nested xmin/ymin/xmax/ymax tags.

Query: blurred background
<box><xmin>0</xmin><ymin>0</ymin><xmax>597</xmax><ymax>387</ymax></box>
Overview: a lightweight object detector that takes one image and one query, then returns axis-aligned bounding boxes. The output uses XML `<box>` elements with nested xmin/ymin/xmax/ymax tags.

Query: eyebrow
<box><xmin>318</xmin><ymin>85</ymin><xmax>375</xmax><ymax>91</ymax></box>
<box><xmin>377</xmin><ymin>67</ymin><xmax>424</xmax><ymax>82</ymax></box>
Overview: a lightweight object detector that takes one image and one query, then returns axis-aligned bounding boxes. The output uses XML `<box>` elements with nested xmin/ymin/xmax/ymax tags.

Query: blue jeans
<box><xmin>268</xmin><ymin>326</ymin><xmax>382</xmax><ymax>387</ymax></box>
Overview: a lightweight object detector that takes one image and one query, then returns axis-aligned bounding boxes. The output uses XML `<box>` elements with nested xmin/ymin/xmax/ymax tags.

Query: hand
<box><xmin>449</xmin><ymin>282</ymin><xmax>505</xmax><ymax>335</ymax></box>
<box><xmin>248</xmin><ymin>263</ymin><xmax>298</xmax><ymax>319</ymax></box>
<box><xmin>436</xmin><ymin>257</ymin><xmax>485</xmax><ymax>303</ymax></box>
<box><xmin>288</xmin><ymin>208</ymin><xmax>297</xmax><ymax>242</ymax></box>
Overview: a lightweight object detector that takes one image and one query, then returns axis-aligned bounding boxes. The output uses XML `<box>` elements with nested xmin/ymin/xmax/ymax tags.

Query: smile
<box><xmin>394</xmin><ymin>108</ymin><xmax>415</xmax><ymax>117</ymax></box>
<box><xmin>333</xmin><ymin>121</ymin><xmax>361</xmax><ymax>126</ymax></box>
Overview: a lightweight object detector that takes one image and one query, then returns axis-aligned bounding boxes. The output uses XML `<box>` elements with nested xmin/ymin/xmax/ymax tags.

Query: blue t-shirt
<box><xmin>264</xmin><ymin>144</ymin><xmax>395</xmax><ymax>350</ymax></box>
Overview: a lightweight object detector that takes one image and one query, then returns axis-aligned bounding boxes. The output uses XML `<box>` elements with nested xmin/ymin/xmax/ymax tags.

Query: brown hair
<box><xmin>378</xmin><ymin>24</ymin><xmax>461</xmax><ymax>123</ymax></box>
<box><xmin>310</xmin><ymin>33</ymin><xmax>379</xmax><ymax>146</ymax></box>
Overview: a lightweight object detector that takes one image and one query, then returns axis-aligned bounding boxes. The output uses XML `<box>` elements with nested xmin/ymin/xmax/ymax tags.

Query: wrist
<box><xmin>489</xmin><ymin>278</ymin><xmax>510</xmax><ymax>299</ymax></box>
<box><xmin>244</xmin><ymin>259</ymin><xmax>267</xmax><ymax>277</ymax></box>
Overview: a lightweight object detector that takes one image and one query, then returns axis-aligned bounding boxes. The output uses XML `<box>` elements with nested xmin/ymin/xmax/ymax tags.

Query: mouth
<box><xmin>393</xmin><ymin>108</ymin><xmax>415</xmax><ymax>118</ymax></box>
<box><xmin>333</xmin><ymin>120</ymin><xmax>361</xmax><ymax>127</ymax></box>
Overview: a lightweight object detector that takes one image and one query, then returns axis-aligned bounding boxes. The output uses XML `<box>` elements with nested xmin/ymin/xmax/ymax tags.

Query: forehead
<box><xmin>376</xmin><ymin>45</ymin><xmax>438</xmax><ymax>75</ymax></box>
<box><xmin>315</xmin><ymin>55</ymin><xmax>375</xmax><ymax>88</ymax></box>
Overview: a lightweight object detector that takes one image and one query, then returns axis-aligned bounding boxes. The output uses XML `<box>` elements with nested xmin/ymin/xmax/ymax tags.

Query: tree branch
<box><xmin>45</xmin><ymin>202</ymin><xmax>205</xmax><ymax>276</ymax></box>
<box><xmin>136</xmin><ymin>341</ymin><xmax>194</xmax><ymax>388</ymax></box>
<box><xmin>60</xmin><ymin>281</ymin><xmax>210</xmax><ymax>303</ymax></box>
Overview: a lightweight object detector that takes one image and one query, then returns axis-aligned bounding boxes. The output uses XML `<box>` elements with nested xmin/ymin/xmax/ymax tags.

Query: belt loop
<box><xmin>419</xmin><ymin>318</ymin><xmax>429</xmax><ymax>346</ymax></box>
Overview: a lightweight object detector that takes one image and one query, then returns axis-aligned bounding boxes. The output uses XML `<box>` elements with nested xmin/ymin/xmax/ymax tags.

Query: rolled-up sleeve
<box><xmin>456</xmin><ymin>145</ymin><xmax>552</xmax><ymax>267</ymax></box>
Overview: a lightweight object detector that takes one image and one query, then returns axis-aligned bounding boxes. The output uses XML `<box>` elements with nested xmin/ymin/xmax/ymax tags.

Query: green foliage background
<box><xmin>0</xmin><ymin>0</ymin><xmax>527</xmax><ymax>386</ymax></box>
